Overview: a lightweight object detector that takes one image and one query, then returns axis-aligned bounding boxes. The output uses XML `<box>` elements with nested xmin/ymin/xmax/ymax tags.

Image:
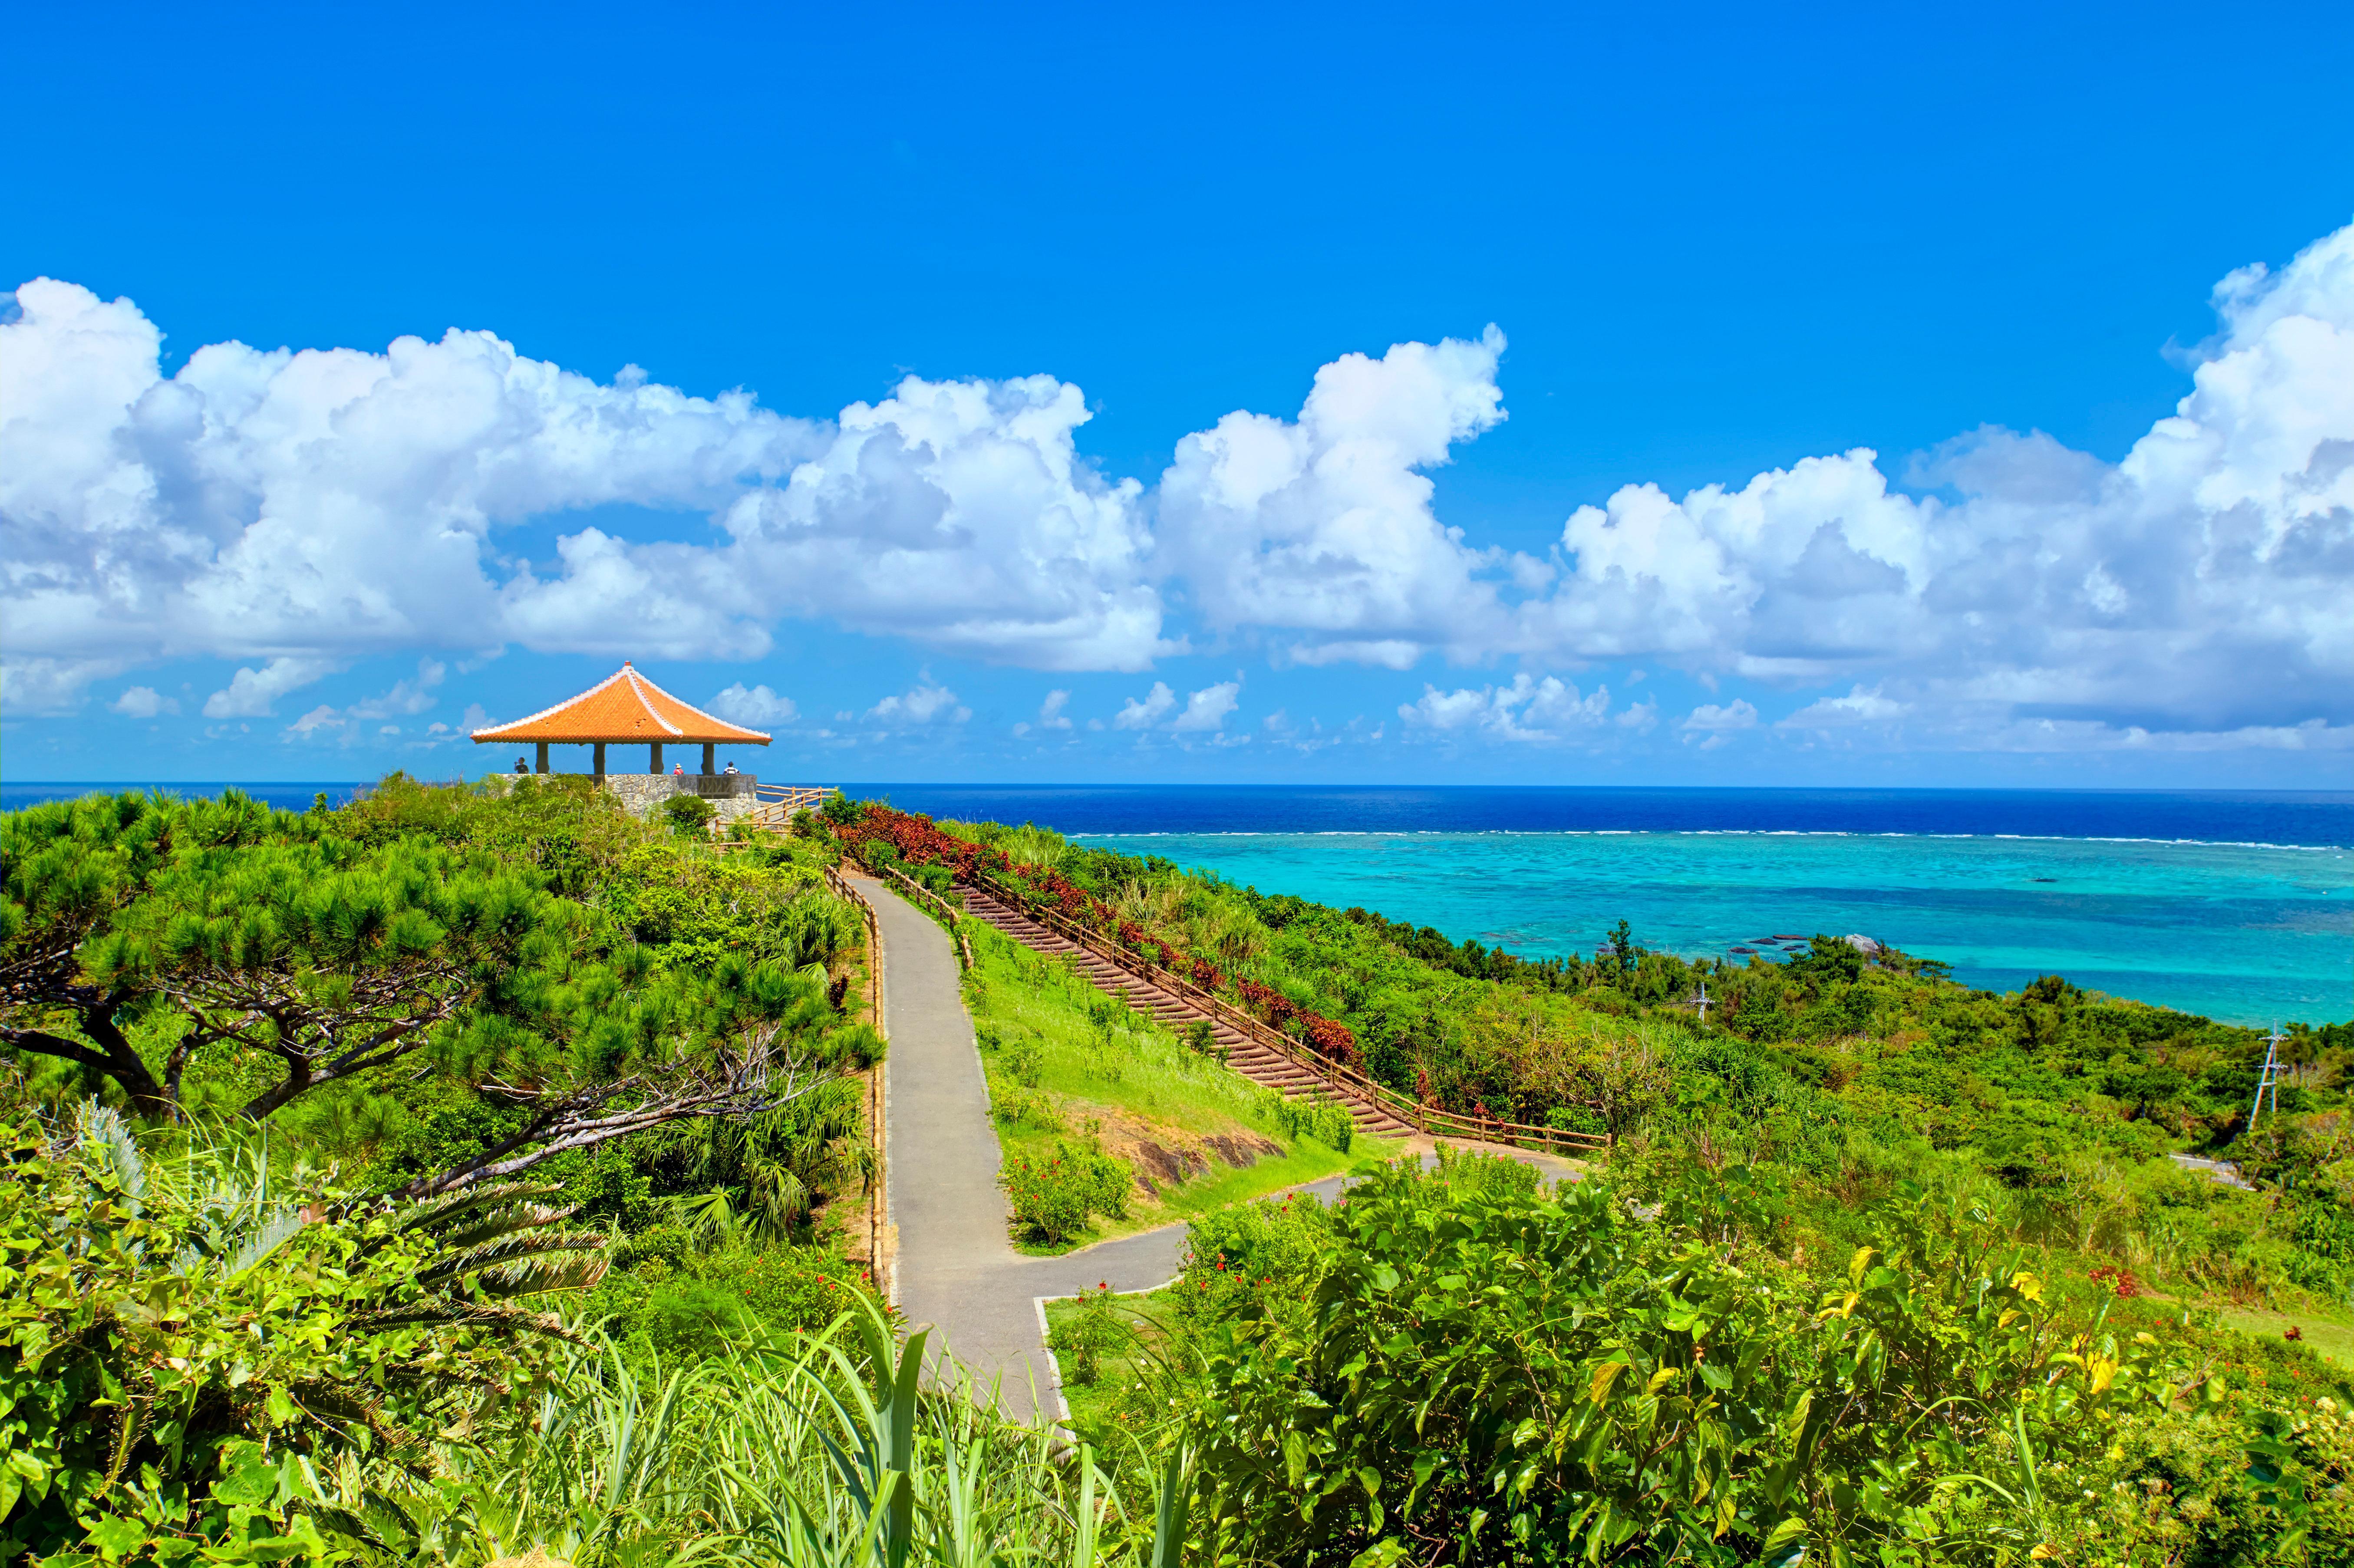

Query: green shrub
<box><xmin>1181</xmin><ymin>1161</ymin><xmax>2199</xmax><ymax>1566</ymax></box>
<box><xmin>1048</xmin><ymin>1284</ymin><xmax>1131</xmax><ymax>1386</ymax></box>
<box><xmin>0</xmin><ymin>1104</ymin><xmax>596</xmax><ymax>1565</ymax></box>
<box><xmin>1178</xmin><ymin>1186</ymin><xmax>1337</xmax><ymax>1328</ymax></box>
<box><xmin>1001</xmin><ymin>1140</ymin><xmax>1131</xmax><ymax>1244</ymax></box>
<box><xmin>1428</xmin><ymin>1139</ymin><xmax>1541</xmax><ymax>1196</ymax></box>
<box><xmin>1005</xmin><ymin>1035</ymin><xmax>1045</xmax><ymax>1087</ymax></box>
<box><xmin>1267</xmin><ymin>1093</ymin><xmax>1355</xmax><ymax>1153</ymax></box>
<box><xmin>989</xmin><ymin>1084</ymin><xmax>1064</xmax><ymax>1131</ymax></box>
<box><xmin>1544</xmin><ymin>1103</ymin><xmax>1608</xmax><ymax>1136</ymax></box>
<box><xmin>661</xmin><ymin>793</ymin><xmax>718</xmax><ymax>833</ymax></box>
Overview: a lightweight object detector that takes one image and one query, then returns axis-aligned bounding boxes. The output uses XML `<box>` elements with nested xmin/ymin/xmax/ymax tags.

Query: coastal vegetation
<box><xmin>962</xmin><ymin>918</ymin><xmax>1377</xmax><ymax>1250</ymax></box>
<box><xmin>2</xmin><ymin>781</ymin><xmax>2350</xmax><ymax>1563</ymax></box>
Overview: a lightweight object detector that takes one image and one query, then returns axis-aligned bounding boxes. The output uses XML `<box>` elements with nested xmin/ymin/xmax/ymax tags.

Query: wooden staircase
<box><xmin>958</xmin><ymin>883</ymin><xmax>1418</xmax><ymax>1138</ymax></box>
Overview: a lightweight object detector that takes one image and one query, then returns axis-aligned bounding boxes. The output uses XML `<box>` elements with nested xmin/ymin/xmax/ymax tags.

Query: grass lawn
<box><xmin>958</xmin><ymin>918</ymin><xmax>1397</xmax><ymax>1251</ymax></box>
<box><xmin>1041</xmin><ymin>1283</ymin><xmax>1187</xmax><ymax>1431</ymax></box>
<box><xmin>2214</xmin><ymin>1303</ymin><xmax>2354</xmax><ymax>1370</ymax></box>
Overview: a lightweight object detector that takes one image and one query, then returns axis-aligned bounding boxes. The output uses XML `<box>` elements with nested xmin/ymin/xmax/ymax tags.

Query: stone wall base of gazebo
<box><xmin>602</xmin><ymin>773</ymin><xmax>762</xmax><ymax>823</ymax></box>
<box><xmin>483</xmin><ymin>771</ymin><xmax>763</xmax><ymax>824</ymax></box>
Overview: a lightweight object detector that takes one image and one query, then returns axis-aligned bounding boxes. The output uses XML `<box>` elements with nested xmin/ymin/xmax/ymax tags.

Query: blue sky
<box><xmin>4</xmin><ymin>0</ymin><xmax>2351</xmax><ymax>786</ymax></box>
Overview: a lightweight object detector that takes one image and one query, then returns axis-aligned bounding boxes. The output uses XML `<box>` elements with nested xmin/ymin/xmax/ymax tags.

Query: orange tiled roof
<box><xmin>470</xmin><ymin>664</ymin><xmax>771</xmax><ymax>745</ymax></box>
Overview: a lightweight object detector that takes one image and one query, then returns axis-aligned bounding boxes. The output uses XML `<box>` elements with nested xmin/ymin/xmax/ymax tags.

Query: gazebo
<box><xmin>470</xmin><ymin>662</ymin><xmax>771</xmax><ymax>778</ymax></box>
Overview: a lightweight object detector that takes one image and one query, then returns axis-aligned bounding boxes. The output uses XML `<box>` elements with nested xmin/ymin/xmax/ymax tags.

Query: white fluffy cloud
<box><xmin>1399</xmin><ymin>672</ymin><xmax>1616</xmax><ymax>744</ymax></box>
<box><xmin>1169</xmin><ymin>680</ymin><xmax>1241</xmax><ymax>732</ymax></box>
<box><xmin>202</xmin><ymin>656</ymin><xmax>338</xmax><ymax>718</ymax></box>
<box><xmin>9</xmin><ymin>219</ymin><xmax>2353</xmax><ymax>752</ymax></box>
<box><xmin>346</xmin><ymin>659</ymin><xmax>445</xmax><ymax>720</ymax></box>
<box><xmin>1681</xmin><ymin>699</ymin><xmax>1760</xmax><ymax>731</ymax></box>
<box><xmin>1507</xmin><ymin>227</ymin><xmax>2354</xmax><ymax>738</ymax></box>
<box><xmin>1013</xmin><ymin>689</ymin><xmax>1075</xmax><ymax>738</ymax></box>
<box><xmin>864</xmin><ymin>679</ymin><xmax>969</xmax><ymax>726</ymax></box>
<box><xmin>1679</xmin><ymin>698</ymin><xmax>1760</xmax><ymax>750</ymax></box>
<box><xmin>709</xmin><ymin>682</ymin><xmax>799</xmax><ymax>726</ymax></box>
<box><xmin>1113</xmin><ymin>682</ymin><xmax>1177</xmax><ymax>729</ymax></box>
<box><xmin>1157</xmin><ymin>327</ymin><xmax>1517</xmax><ymax>667</ymax></box>
<box><xmin>110</xmin><ymin>685</ymin><xmax>176</xmax><ymax>718</ymax></box>
<box><xmin>1780</xmin><ymin>684</ymin><xmax>1905</xmax><ymax>729</ymax></box>
<box><xmin>0</xmin><ymin>283</ymin><xmax>1157</xmax><ymax>711</ymax></box>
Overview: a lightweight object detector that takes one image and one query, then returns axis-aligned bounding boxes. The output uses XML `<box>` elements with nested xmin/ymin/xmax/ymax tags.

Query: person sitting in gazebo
<box><xmin>513</xmin><ymin>756</ymin><xmax>529</xmax><ymax>774</ymax></box>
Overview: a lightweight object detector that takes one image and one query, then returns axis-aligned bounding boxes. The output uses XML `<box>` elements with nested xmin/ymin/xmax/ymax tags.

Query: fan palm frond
<box><xmin>470</xmin><ymin>1255</ymin><xmax>611</xmax><ymax>1298</ymax></box>
<box><xmin>78</xmin><ymin>1100</ymin><xmax>148</xmax><ymax>1206</ymax></box>
<box><xmin>224</xmin><ymin>1207</ymin><xmax>310</xmax><ymax>1276</ymax></box>
<box><xmin>416</xmin><ymin>1229</ymin><xmax>610</xmax><ymax>1290</ymax></box>
<box><xmin>400</xmin><ymin>1180</ymin><xmax>567</xmax><ymax>1237</ymax></box>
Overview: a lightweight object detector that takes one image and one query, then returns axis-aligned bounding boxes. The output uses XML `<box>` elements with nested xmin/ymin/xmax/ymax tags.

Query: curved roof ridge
<box><xmin>472</xmin><ymin>665</ymin><xmax>636</xmax><ymax>738</ymax></box>
<box><xmin>635</xmin><ymin>670</ymin><xmax>768</xmax><ymax>740</ymax></box>
<box><xmin>620</xmin><ymin>665</ymin><xmax>684</xmax><ymax>737</ymax></box>
<box><xmin>470</xmin><ymin>662</ymin><xmax>772</xmax><ymax>744</ymax></box>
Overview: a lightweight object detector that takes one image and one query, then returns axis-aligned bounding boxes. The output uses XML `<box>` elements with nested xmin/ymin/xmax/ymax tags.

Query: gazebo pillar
<box><xmin>534</xmin><ymin>742</ymin><xmax>548</xmax><ymax>774</ymax></box>
<box><xmin>650</xmin><ymin>742</ymin><xmax>664</xmax><ymax>774</ymax></box>
<box><xmin>702</xmin><ymin>742</ymin><xmax>715</xmax><ymax>775</ymax></box>
<box><xmin>593</xmin><ymin>742</ymin><xmax>606</xmax><ymax>778</ymax></box>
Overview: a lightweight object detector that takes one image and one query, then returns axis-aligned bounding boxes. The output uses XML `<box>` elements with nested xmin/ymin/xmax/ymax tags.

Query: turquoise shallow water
<box><xmin>1074</xmin><ymin>832</ymin><xmax>2354</xmax><ymax>1027</ymax></box>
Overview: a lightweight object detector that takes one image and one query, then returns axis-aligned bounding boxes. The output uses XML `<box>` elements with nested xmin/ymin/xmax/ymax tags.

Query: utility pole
<box><xmin>1686</xmin><ymin>979</ymin><xmax>1711</xmax><ymax>1028</ymax></box>
<box><xmin>2246</xmin><ymin>1022</ymin><xmax>2287</xmax><ymax>1133</ymax></box>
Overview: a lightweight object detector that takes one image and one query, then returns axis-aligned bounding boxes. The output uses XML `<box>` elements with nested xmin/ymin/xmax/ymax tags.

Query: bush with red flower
<box><xmin>830</xmin><ymin>805</ymin><xmax>1363</xmax><ymax>1069</ymax></box>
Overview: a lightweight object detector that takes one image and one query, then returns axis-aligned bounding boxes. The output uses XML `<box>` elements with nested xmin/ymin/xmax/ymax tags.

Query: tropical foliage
<box><xmin>7</xmin><ymin>780</ymin><xmax>2350</xmax><ymax>1566</ymax></box>
<box><xmin>828</xmin><ymin>806</ymin><xmax>2353</xmax><ymax>1308</ymax></box>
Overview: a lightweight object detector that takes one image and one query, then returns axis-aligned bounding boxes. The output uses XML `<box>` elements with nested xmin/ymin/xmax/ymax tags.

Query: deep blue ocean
<box><xmin>6</xmin><ymin>782</ymin><xmax>2348</xmax><ymax>1027</ymax></box>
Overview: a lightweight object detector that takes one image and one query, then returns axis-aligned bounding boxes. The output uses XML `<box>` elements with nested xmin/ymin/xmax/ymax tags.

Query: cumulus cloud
<box><xmin>1682</xmin><ymin>699</ymin><xmax>1759</xmax><ymax>731</ymax></box>
<box><xmin>1780</xmin><ymin>684</ymin><xmax>1905</xmax><ymax>728</ymax></box>
<box><xmin>1017</xmin><ymin>688</ymin><xmax>1074</xmax><ymax>737</ymax></box>
<box><xmin>0</xmin><ymin>282</ymin><xmax>1158</xmax><ymax>710</ymax></box>
<box><xmin>202</xmin><ymin>656</ymin><xmax>338</xmax><ymax>718</ymax></box>
<box><xmin>1158</xmin><ymin>326</ymin><xmax>1517</xmax><ymax>667</ymax></box>
<box><xmin>1399</xmin><ymin>672</ymin><xmax>1616</xmax><ymax>743</ymax></box>
<box><xmin>347</xmin><ymin>659</ymin><xmax>445</xmax><ymax>719</ymax></box>
<box><xmin>1679</xmin><ymin>698</ymin><xmax>1759</xmax><ymax>749</ymax></box>
<box><xmin>9</xmin><ymin>217</ymin><xmax>2354</xmax><ymax>754</ymax></box>
<box><xmin>1113</xmin><ymin>682</ymin><xmax>1176</xmax><ymax>729</ymax></box>
<box><xmin>1507</xmin><ymin>224</ymin><xmax>2354</xmax><ymax>741</ymax></box>
<box><xmin>709</xmin><ymin>682</ymin><xmax>798</xmax><ymax>725</ymax></box>
<box><xmin>865</xmin><ymin>679</ymin><xmax>969</xmax><ymax>726</ymax></box>
<box><xmin>3</xmin><ymin>658</ymin><xmax>130</xmax><ymax>717</ymax></box>
<box><xmin>110</xmin><ymin>685</ymin><xmax>176</xmax><ymax>718</ymax></box>
<box><xmin>1169</xmin><ymin>680</ymin><xmax>1241</xmax><ymax>732</ymax></box>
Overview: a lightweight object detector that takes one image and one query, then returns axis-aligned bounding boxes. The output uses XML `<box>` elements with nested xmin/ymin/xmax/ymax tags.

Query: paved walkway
<box><xmin>859</xmin><ymin>872</ymin><xmax>1214</xmax><ymax>1420</ymax></box>
<box><xmin>854</xmin><ymin>873</ymin><xmax>1582</xmax><ymax>1425</ymax></box>
<box><xmin>2169</xmin><ymin>1152</ymin><xmax>2255</xmax><ymax>1189</ymax></box>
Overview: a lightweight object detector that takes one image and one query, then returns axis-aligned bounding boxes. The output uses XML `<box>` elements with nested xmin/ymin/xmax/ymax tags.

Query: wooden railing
<box><xmin>709</xmin><ymin>784</ymin><xmax>835</xmax><ymax>850</ymax></box>
<box><xmin>873</xmin><ymin>866</ymin><xmax>976</xmax><ymax>969</ymax></box>
<box><xmin>822</xmin><ymin>862</ymin><xmax>891</xmax><ymax>1301</ymax></box>
<box><xmin>758</xmin><ymin>784</ymin><xmax>832</xmax><ymax>813</ymax></box>
<box><xmin>963</xmin><ymin>872</ymin><xmax>1608</xmax><ymax>1157</ymax></box>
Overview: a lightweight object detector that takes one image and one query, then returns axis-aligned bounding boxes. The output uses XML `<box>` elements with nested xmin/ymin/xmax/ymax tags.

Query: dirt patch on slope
<box><xmin>1071</xmin><ymin>1105</ymin><xmax>1282</xmax><ymax>1198</ymax></box>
